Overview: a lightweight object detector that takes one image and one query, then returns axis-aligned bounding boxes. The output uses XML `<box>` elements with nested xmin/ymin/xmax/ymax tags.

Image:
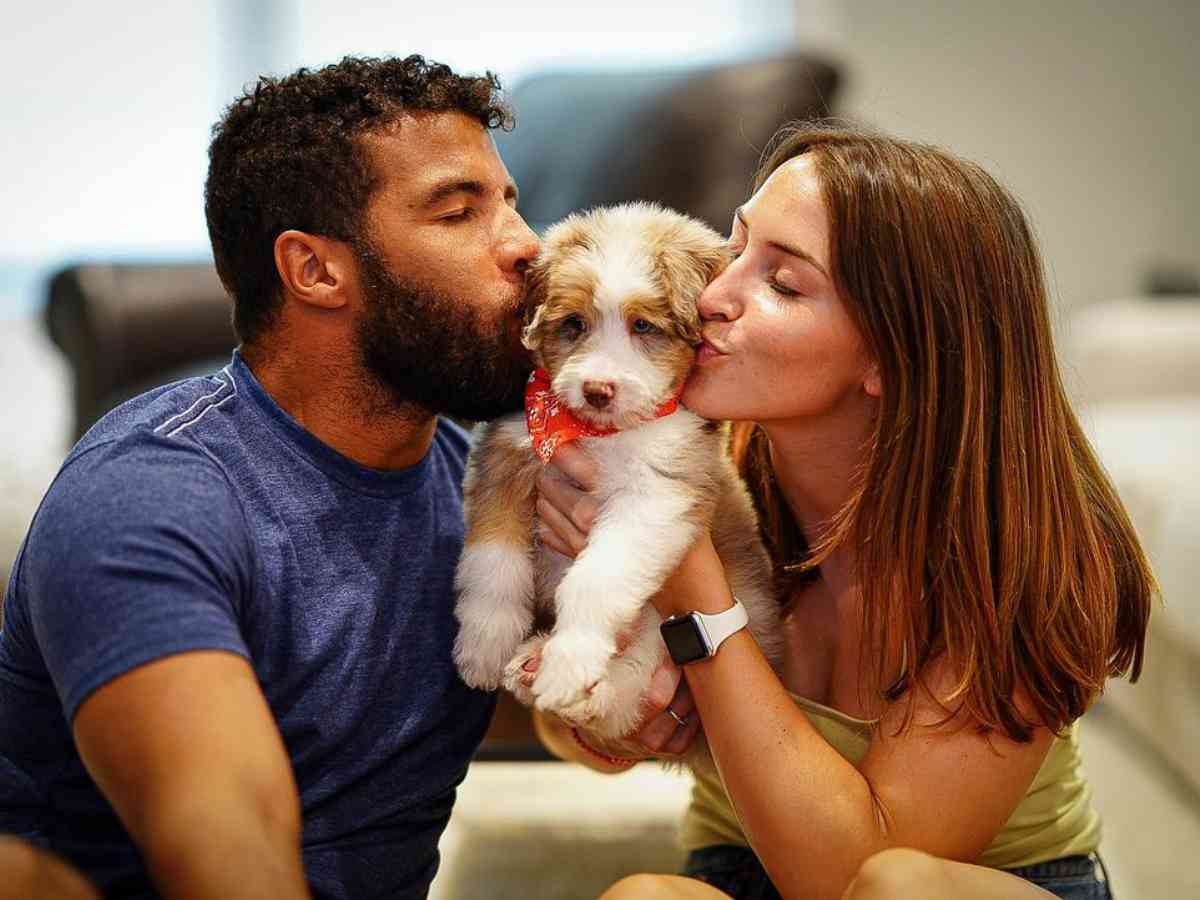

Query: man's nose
<box><xmin>500</xmin><ymin>213</ymin><xmax>540</xmax><ymax>277</ymax></box>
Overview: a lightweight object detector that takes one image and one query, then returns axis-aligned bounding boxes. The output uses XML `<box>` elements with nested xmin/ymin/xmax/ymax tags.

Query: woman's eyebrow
<box><xmin>735</xmin><ymin>206</ymin><xmax>828</xmax><ymax>278</ymax></box>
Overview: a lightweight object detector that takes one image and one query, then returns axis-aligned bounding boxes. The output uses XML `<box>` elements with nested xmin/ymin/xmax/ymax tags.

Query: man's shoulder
<box><xmin>39</xmin><ymin>374</ymin><xmax>249</xmax><ymax>542</ymax></box>
<box><xmin>72</xmin><ymin>367</ymin><xmax>240</xmax><ymax>459</ymax></box>
<box><xmin>434</xmin><ymin>417</ymin><xmax>473</xmax><ymax>464</ymax></box>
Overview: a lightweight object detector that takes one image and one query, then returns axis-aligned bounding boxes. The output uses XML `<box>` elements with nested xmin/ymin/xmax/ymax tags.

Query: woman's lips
<box><xmin>696</xmin><ymin>339</ymin><xmax>728</xmax><ymax>365</ymax></box>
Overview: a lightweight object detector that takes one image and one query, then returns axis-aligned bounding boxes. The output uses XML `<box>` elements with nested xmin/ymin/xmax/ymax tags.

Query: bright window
<box><xmin>0</xmin><ymin>0</ymin><xmax>799</xmax><ymax>316</ymax></box>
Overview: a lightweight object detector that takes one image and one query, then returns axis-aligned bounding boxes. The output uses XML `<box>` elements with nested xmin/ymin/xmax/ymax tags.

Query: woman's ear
<box><xmin>864</xmin><ymin>364</ymin><xmax>882</xmax><ymax>398</ymax></box>
<box><xmin>274</xmin><ymin>230</ymin><xmax>348</xmax><ymax>310</ymax></box>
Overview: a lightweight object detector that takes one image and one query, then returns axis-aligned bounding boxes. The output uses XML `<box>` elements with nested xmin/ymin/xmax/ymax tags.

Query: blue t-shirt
<box><xmin>0</xmin><ymin>351</ymin><xmax>494</xmax><ymax>899</ymax></box>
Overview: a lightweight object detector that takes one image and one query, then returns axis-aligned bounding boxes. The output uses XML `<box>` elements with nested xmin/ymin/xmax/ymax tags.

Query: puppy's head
<box><xmin>522</xmin><ymin>203</ymin><xmax>730</xmax><ymax>429</ymax></box>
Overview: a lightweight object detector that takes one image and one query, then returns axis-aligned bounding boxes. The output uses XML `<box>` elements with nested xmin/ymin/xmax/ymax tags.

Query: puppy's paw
<box><xmin>556</xmin><ymin>676</ymin><xmax>617</xmax><ymax>728</ymax></box>
<box><xmin>501</xmin><ymin>632</ymin><xmax>550</xmax><ymax>706</ymax></box>
<box><xmin>531</xmin><ymin>629</ymin><xmax>613</xmax><ymax>711</ymax></box>
<box><xmin>453</xmin><ymin>616</ymin><xmax>525</xmax><ymax>691</ymax></box>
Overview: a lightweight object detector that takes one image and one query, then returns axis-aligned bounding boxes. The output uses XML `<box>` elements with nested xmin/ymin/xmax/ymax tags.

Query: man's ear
<box><xmin>273</xmin><ymin>230</ymin><xmax>349</xmax><ymax>310</ymax></box>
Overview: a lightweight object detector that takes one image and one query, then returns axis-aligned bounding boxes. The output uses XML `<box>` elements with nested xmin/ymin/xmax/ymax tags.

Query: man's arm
<box><xmin>73</xmin><ymin>650</ymin><xmax>311</xmax><ymax>900</ymax></box>
<box><xmin>0</xmin><ymin>836</ymin><xmax>100</xmax><ymax>900</ymax></box>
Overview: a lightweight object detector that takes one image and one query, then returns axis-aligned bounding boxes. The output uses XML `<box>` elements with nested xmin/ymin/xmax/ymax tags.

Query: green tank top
<box><xmin>680</xmin><ymin>694</ymin><xmax>1101</xmax><ymax>869</ymax></box>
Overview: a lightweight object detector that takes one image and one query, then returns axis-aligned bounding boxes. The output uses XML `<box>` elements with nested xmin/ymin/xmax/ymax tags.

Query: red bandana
<box><xmin>525</xmin><ymin>368</ymin><xmax>681</xmax><ymax>463</ymax></box>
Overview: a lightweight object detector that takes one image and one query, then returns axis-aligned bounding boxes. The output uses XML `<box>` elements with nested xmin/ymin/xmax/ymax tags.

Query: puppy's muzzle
<box><xmin>584</xmin><ymin>380</ymin><xmax>616</xmax><ymax>410</ymax></box>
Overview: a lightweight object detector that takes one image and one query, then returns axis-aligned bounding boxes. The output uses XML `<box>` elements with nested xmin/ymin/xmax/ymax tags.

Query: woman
<box><xmin>530</xmin><ymin>122</ymin><xmax>1155</xmax><ymax>900</ymax></box>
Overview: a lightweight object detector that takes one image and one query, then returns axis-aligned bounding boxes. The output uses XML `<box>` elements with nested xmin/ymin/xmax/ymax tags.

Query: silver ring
<box><xmin>667</xmin><ymin>708</ymin><xmax>688</xmax><ymax>729</ymax></box>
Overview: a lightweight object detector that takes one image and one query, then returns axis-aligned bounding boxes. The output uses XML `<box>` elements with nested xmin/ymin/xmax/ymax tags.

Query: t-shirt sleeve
<box><xmin>21</xmin><ymin>433</ymin><xmax>253</xmax><ymax>722</ymax></box>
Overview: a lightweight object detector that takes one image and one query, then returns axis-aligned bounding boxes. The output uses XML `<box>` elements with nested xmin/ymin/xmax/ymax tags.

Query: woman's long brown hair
<box><xmin>733</xmin><ymin>123</ymin><xmax>1156</xmax><ymax>741</ymax></box>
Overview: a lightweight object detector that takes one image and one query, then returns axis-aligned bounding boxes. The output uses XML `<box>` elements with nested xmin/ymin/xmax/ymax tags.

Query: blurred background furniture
<box><xmin>45</xmin><ymin>263</ymin><xmax>235</xmax><ymax>442</ymax></box>
<box><xmin>1060</xmin><ymin>298</ymin><xmax>1200</xmax><ymax>794</ymax></box>
<box><xmin>39</xmin><ymin>50</ymin><xmax>841</xmax><ymax>761</ymax></box>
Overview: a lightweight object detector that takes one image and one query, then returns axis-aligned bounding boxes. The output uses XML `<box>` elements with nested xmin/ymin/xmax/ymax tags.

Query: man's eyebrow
<box><xmin>735</xmin><ymin>206</ymin><xmax>828</xmax><ymax>278</ymax></box>
<box><xmin>421</xmin><ymin>179</ymin><xmax>520</xmax><ymax>208</ymax></box>
<box><xmin>422</xmin><ymin>179</ymin><xmax>486</xmax><ymax>207</ymax></box>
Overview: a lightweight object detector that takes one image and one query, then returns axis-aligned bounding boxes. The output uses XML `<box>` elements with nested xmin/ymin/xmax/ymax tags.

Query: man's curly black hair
<box><xmin>204</xmin><ymin>54</ymin><xmax>513</xmax><ymax>345</ymax></box>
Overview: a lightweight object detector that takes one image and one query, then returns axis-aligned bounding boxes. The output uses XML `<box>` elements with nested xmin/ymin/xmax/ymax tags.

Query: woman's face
<box><xmin>681</xmin><ymin>156</ymin><xmax>879</xmax><ymax>425</ymax></box>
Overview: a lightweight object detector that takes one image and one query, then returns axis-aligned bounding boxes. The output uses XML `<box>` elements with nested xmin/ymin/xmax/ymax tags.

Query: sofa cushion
<box><xmin>496</xmin><ymin>53</ymin><xmax>840</xmax><ymax>233</ymax></box>
<box><xmin>1062</xmin><ymin>298</ymin><xmax>1200</xmax><ymax>407</ymax></box>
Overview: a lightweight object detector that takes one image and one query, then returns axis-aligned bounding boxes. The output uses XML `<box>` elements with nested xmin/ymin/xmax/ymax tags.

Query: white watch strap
<box><xmin>697</xmin><ymin>598</ymin><xmax>748</xmax><ymax>655</ymax></box>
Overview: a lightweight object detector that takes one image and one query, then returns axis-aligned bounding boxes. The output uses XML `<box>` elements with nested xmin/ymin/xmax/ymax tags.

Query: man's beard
<box><xmin>352</xmin><ymin>240</ymin><xmax>531</xmax><ymax>422</ymax></box>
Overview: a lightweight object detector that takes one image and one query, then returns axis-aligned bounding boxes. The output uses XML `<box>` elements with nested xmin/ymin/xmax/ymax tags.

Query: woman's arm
<box><xmin>538</xmin><ymin>446</ymin><xmax>1054</xmax><ymax>900</ymax></box>
<box><xmin>660</xmin><ymin>537</ymin><xmax>1054</xmax><ymax>900</ymax></box>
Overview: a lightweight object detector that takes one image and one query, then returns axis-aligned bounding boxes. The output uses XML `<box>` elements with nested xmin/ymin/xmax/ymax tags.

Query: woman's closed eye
<box><xmin>768</xmin><ymin>276</ymin><xmax>801</xmax><ymax>298</ymax></box>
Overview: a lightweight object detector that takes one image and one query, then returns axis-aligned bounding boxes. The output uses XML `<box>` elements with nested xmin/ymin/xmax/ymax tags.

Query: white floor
<box><xmin>437</xmin><ymin>708</ymin><xmax>1200</xmax><ymax>899</ymax></box>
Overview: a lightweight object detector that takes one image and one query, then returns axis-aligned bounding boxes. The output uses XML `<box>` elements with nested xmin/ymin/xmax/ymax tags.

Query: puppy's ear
<box><xmin>520</xmin><ymin>258</ymin><xmax>550</xmax><ymax>354</ymax></box>
<box><xmin>657</xmin><ymin>224</ymin><xmax>733</xmax><ymax>345</ymax></box>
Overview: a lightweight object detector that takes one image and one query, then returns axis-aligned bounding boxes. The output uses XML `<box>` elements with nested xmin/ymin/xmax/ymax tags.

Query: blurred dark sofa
<box><xmin>42</xmin><ymin>51</ymin><xmax>840</xmax><ymax>756</ymax></box>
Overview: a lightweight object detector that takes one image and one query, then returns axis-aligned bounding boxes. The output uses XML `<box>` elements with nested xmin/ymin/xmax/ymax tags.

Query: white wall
<box><xmin>2</xmin><ymin>1</ymin><xmax>224</xmax><ymax>259</ymax></box>
<box><xmin>804</xmin><ymin>0</ymin><xmax>1200</xmax><ymax>311</ymax></box>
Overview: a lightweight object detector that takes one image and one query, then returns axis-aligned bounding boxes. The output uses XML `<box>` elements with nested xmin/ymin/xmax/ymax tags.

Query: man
<box><xmin>0</xmin><ymin>55</ymin><xmax>539</xmax><ymax>899</ymax></box>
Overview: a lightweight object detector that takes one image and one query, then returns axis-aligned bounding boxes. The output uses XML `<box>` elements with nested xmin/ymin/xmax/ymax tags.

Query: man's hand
<box><xmin>73</xmin><ymin>651</ymin><xmax>311</xmax><ymax>900</ymax></box>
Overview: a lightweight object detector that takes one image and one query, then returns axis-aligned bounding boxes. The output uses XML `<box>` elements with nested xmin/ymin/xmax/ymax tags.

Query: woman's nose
<box><xmin>697</xmin><ymin>265</ymin><xmax>741</xmax><ymax>322</ymax></box>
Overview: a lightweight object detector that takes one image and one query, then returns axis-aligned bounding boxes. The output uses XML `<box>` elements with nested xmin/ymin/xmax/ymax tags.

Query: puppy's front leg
<box><xmin>532</xmin><ymin>487</ymin><xmax>701</xmax><ymax>718</ymax></box>
<box><xmin>453</xmin><ymin>423</ymin><xmax>539</xmax><ymax>691</ymax></box>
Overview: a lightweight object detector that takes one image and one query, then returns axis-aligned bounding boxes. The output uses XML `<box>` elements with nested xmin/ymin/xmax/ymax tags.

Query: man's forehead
<box><xmin>362</xmin><ymin>112</ymin><xmax>511</xmax><ymax>202</ymax></box>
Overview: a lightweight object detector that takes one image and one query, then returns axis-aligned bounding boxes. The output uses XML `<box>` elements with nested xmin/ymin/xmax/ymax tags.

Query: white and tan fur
<box><xmin>453</xmin><ymin>203</ymin><xmax>782</xmax><ymax>758</ymax></box>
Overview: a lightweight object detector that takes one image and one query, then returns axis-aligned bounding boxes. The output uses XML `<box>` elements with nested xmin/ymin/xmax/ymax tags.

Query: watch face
<box><xmin>660</xmin><ymin>617</ymin><xmax>708</xmax><ymax>664</ymax></box>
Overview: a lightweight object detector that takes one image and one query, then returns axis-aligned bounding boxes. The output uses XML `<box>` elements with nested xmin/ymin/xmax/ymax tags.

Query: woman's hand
<box><xmin>523</xmin><ymin>644</ymin><xmax>702</xmax><ymax>761</ymax></box>
<box><xmin>631</xmin><ymin>658</ymin><xmax>703</xmax><ymax>758</ymax></box>
<box><xmin>531</xmin><ymin>445</ymin><xmax>702</xmax><ymax>757</ymax></box>
<box><xmin>533</xmin><ymin>444</ymin><xmax>598</xmax><ymax>557</ymax></box>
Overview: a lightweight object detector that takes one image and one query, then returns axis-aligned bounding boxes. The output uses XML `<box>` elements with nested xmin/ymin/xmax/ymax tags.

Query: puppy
<box><xmin>452</xmin><ymin>202</ymin><xmax>782</xmax><ymax>759</ymax></box>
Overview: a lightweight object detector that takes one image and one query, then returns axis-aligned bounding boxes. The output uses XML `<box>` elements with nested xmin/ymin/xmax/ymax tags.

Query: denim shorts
<box><xmin>684</xmin><ymin>844</ymin><xmax>1113</xmax><ymax>900</ymax></box>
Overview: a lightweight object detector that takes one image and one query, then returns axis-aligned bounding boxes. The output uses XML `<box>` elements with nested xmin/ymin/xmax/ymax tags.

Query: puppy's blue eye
<box><xmin>560</xmin><ymin>315</ymin><xmax>587</xmax><ymax>339</ymax></box>
<box><xmin>632</xmin><ymin>319</ymin><xmax>657</xmax><ymax>334</ymax></box>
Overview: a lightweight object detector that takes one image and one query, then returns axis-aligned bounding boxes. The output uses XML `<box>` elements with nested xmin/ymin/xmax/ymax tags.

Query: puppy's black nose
<box><xmin>583</xmin><ymin>381</ymin><xmax>616</xmax><ymax>409</ymax></box>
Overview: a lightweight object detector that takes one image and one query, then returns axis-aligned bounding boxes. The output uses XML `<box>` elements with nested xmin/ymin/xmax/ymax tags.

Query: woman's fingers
<box><xmin>630</xmin><ymin>663</ymin><xmax>701</xmax><ymax>757</ymax></box>
<box><xmin>547</xmin><ymin>444</ymin><xmax>598</xmax><ymax>491</ymax></box>
<box><xmin>536</xmin><ymin>496</ymin><xmax>587</xmax><ymax>557</ymax></box>
<box><xmin>661</xmin><ymin>705</ymin><xmax>703</xmax><ymax>757</ymax></box>
<box><xmin>535</xmin><ymin>461</ymin><xmax>597</xmax><ymax>534</ymax></box>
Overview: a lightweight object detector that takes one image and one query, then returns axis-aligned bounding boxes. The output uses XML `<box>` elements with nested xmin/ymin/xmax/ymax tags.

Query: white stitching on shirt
<box><xmin>162</xmin><ymin>368</ymin><xmax>239</xmax><ymax>438</ymax></box>
<box><xmin>154</xmin><ymin>367</ymin><xmax>234</xmax><ymax>433</ymax></box>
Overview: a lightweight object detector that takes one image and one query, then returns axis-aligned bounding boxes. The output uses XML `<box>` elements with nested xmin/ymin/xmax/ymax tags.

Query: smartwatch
<box><xmin>659</xmin><ymin>599</ymin><xmax>748</xmax><ymax>665</ymax></box>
